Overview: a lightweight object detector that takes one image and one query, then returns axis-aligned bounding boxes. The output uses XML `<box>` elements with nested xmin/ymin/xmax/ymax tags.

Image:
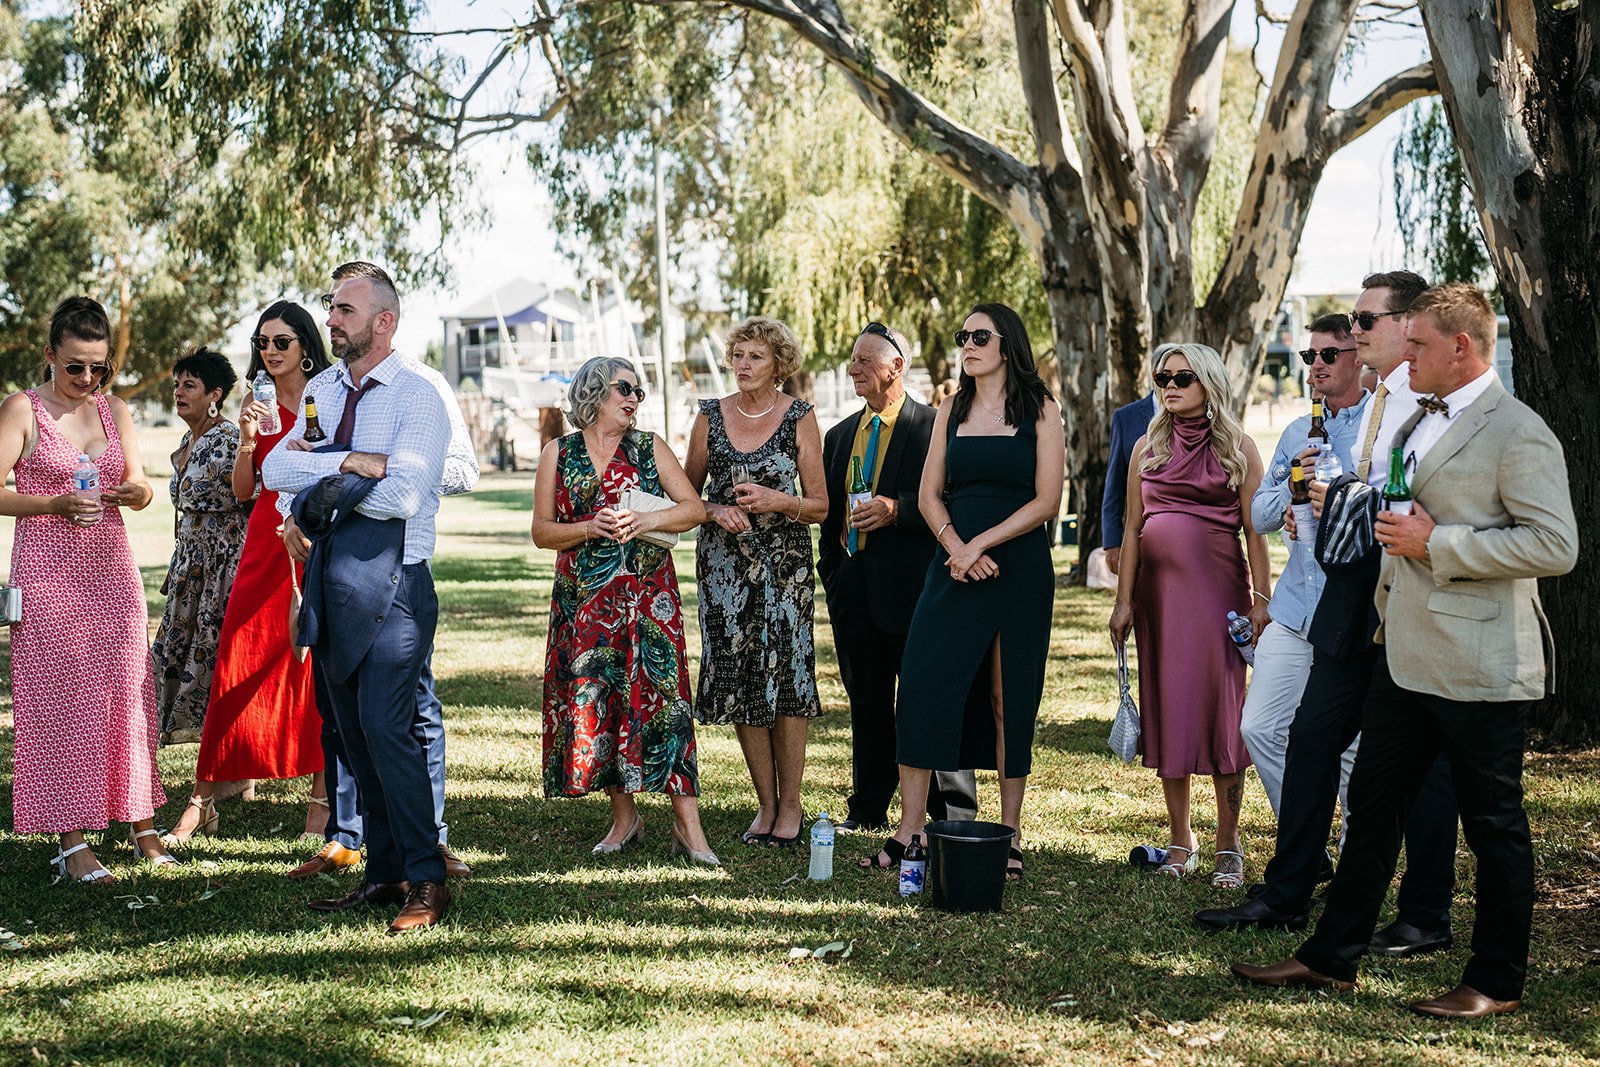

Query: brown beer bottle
<box><xmin>1307</xmin><ymin>398</ymin><xmax>1329</xmax><ymax>445</ymax></box>
<box><xmin>301</xmin><ymin>395</ymin><xmax>327</xmax><ymax>443</ymax></box>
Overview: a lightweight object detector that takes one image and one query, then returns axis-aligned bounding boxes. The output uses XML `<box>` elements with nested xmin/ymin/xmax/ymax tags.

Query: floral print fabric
<box><xmin>542</xmin><ymin>430</ymin><xmax>699</xmax><ymax>796</ymax></box>
<box><xmin>694</xmin><ymin>398</ymin><xmax>821</xmax><ymax>727</ymax></box>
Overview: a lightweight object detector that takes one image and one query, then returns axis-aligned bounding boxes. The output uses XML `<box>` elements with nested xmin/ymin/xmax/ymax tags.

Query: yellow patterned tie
<box><xmin>1355</xmin><ymin>383</ymin><xmax>1388</xmax><ymax>482</ymax></box>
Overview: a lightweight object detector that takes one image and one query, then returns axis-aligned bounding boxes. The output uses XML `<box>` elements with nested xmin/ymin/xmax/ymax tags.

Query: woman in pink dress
<box><xmin>1109</xmin><ymin>343</ymin><xmax>1272</xmax><ymax>887</ymax></box>
<box><xmin>0</xmin><ymin>296</ymin><xmax>172</xmax><ymax>883</ymax></box>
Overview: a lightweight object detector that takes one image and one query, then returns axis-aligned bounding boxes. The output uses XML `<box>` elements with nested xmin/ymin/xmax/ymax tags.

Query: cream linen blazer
<box><xmin>1374</xmin><ymin>375</ymin><xmax>1578</xmax><ymax>702</ymax></box>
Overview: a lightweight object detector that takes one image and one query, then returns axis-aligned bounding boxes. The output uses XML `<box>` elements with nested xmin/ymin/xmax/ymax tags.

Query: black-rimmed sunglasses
<box><xmin>1153</xmin><ymin>370</ymin><xmax>1201</xmax><ymax>389</ymax></box>
<box><xmin>62</xmin><ymin>362</ymin><xmax>111</xmax><ymax>379</ymax></box>
<box><xmin>611</xmin><ymin>380</ymin><xmax>647</xmax><ymax>401</ymax></box>
<box><xmin>253</xmin><ymin>335</ymin><xmax>298</xmax><ymax>352</ymax></box>
<box><xmin>859</xmin><ymin>321</ymin><xmax>904</xmax><ymax>359</ymax></box>
<box><xmin>954</xmin><ymin>328</ymin><xmax>1002</xmax><ymax>348</ymax></box>
<box><xmin>1298</xmin><ymin>346</ymin><xmax>1357</xmax><ymax>365</ymax></box>
<box><xmin>1348</xmin><ymin>308</ymin><xmax>1404</xmax><ymax>331</ymax></box>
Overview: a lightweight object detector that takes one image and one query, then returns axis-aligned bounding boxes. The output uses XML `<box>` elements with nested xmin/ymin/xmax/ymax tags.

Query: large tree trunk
<box><xmin>1420</xmin><ymin>0</ymin><xmax>1598</xmax><ymax>743</ymax></box>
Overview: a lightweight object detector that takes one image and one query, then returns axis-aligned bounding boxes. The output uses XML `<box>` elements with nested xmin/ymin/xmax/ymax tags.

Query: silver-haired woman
<box><xmin>531</xmin><ymin>357</ymin><xmax>719</xmax><ymax>865</ymax></box>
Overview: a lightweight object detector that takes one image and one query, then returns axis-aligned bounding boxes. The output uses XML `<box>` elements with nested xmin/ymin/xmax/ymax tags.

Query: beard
<box><xmin>331</xmin><ymin>321</ymin><xmax>375</xmax><ymax>363</ymax></box>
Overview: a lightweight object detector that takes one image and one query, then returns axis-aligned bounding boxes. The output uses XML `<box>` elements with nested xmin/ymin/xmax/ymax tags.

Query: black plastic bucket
<box><xmin>924</xmin><ymin>819</ymin><xmax>1015</xmax><ymax>913</ymax></box>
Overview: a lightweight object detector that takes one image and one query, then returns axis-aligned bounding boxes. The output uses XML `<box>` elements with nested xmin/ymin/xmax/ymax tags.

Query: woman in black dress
<box><xmin>860</xmin><ymin>303</ymin><xmax>1063</xmax><ymax>880</ymax></box>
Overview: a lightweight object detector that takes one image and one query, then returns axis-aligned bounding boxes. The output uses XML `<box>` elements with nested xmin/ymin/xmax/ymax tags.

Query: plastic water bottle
<box><xmin>1227</xmin><ymin>611</ymin><xmax>1255</xmax><ymax>665</ymax></box>
<box><xmin>253</xmin><ymin>372</ymin><xmax>281</xmax><ymax>436</ymax></box>
<box><xmin>74</xmin><ymin>453</ymin><xmax>100</xmax><ymax>525</ymax></box>
<box><xmin>1314</xmin><ymin>442</ymin><xmax>1344</xmax><ymax>484</ymax></box>
<box><xmin>898</xmin><ymin>834</ymin><xmax>927</xmax><ymax>897</ymax></box>
<box><xmin>808</xmin><ymin>812</ymin><xmax>834</xmax><ymax>881</ymax></box>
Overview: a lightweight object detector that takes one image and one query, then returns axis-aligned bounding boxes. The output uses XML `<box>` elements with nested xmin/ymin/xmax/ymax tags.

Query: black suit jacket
<box><xmin>818</xmin><ymin>395</ymin><xmax>936</xmax><ymax>634</ymax></box>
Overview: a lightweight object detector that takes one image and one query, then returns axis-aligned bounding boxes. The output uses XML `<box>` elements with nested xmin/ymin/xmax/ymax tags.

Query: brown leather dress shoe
<box><xmin>308</xmin><ymin>879</ymin><xmax>410</xmax><ymax>913</ymax></box>
<box><xmin>387</xmin><ymin>880</ymin><xmax>451</xmax><ymax>934</ymax></box>
<box><xmin>1410</xmin><ymin>984</ymin><xmax>1521</xmax><ymax>1019</ymax></box>
<box><xmin>438</xmin><ymin>842</ymin><xmax>472</xmax><ymax>878</ymax></box>
<box><xmin>1231</xmin><ymin>957</ymin><xmax>1355</xmax><ymax>991</ymax></box>
<box><xmin>286</xmin><ymin>841</ymin><xmax>362</xmax><ymax>880</ymax></box>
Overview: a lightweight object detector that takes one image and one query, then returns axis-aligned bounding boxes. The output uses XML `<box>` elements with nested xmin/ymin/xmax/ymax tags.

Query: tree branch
<box><xmin>1012</xmin><ymin>0</ymin><xmax>1080</xmax><ymax>184</ymax></box>
<box><xmin>1321</xmin><ymin>60</ymin><xmax>1438</xmax><ymax>153</ymax></box>
<box><xmin>1157</xmin><ymin>0</ymin><xmax>1233</xmax><ymax>204</ymax></box>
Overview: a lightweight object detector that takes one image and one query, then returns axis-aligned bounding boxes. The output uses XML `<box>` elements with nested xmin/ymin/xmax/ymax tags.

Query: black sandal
<box><xmin>1006</xmin><ymin>846</ymin><xmax>1024</xmax><ymax>880</ymax></box>
<box><xmin>859</xmin><ymin>837</ymin><xmax>906</xmax><ymax>870</ymax></box>
<box><xmin>741</xmin><ymin>830</ymin><xmax>771</xmax><ymax>845</ymax></box>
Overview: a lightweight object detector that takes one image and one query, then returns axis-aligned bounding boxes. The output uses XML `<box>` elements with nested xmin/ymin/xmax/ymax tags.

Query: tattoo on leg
<box><xmin>1226</xmin><ymin>780</ymin><xmax>1243</xmax><ymax>815</ymax></box>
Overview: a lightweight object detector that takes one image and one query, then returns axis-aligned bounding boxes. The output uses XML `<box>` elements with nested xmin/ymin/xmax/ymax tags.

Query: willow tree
<box><xmin>1418</xmin><ymin>0</ymin><xmax>1597</xmax><ymax>742</ymax></box>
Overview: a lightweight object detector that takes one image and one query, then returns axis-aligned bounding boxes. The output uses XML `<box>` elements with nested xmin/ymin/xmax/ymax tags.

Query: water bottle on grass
<box><xmin>808</xmin><ymin>812</ymin><xmax>834</xmax><ymax>881</ymax></box>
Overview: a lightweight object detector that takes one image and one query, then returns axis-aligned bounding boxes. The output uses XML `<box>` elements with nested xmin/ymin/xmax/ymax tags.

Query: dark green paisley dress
<box><xmin>541</xmin><ymin>430</ymin><xmax>699</xmax><ymax>796</ymax></box>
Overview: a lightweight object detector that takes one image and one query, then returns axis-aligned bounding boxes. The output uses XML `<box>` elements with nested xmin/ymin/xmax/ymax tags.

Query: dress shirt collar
<box><xmin>332</xmin><ymin>348</ymin><xmax>404</xmax><ymax>390</ymax></box>
<box><xmin>862</xmin><ymin>391</ymin><xmax>906</xmax><ymax>428</ymax></box>
<box><xmin>1380</xmin><ymin>362</ymin><xmax>1413</xmax><ymax>396</ymax></box>
<box><xmin>1433</xmin><ymin>366</ymin><xmax>1496</xmax><ymax>420</ymax></box>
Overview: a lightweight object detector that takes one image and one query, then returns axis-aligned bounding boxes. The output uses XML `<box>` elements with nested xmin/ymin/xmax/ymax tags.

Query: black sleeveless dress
<box><xmin>896</xmin><ymin>411</ymin><xmax>1054</xmax><ymax>777</ymax></box>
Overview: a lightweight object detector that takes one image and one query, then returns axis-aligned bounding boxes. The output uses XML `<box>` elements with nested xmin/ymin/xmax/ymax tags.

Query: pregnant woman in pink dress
<box><xmin>1109</xmin><ymin>343</ymin><xmax>1272</xmax><ymax>888</ymax></box>
<box><xmin>0</xmin><ymin>297</ymin><xmax>171</xmax><ymax>883</ymax></box>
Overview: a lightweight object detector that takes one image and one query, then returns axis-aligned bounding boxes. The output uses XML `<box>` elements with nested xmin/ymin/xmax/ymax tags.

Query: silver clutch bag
<box><xmin>1107</xmin><ymin>639</ymin><xmax>1141</xmax><ymax>763</ymax></box>
<box><xmin>0</xmin><ymin>585</ymin><xmax>21</xmax><ymax>626</ymax></box>
<box><xmin>619</xmin><ymin>487</ymin><xmax>680</xmax><ymax>549</ymax></box>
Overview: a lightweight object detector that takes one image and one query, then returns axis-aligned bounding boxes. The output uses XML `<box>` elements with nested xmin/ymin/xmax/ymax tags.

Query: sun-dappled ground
<box><xmin>1</xmin><ymin>468</ymin><xmax>1596</xmax><ymax>1065</ymax></box>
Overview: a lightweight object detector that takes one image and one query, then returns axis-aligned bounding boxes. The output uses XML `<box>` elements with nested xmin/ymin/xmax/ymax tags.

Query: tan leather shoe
<box><xmin>1231</xmin><ymin>957</ymin><xmax>1355</xmax><ymax>991</ymax></box>
<box><xmin>286</xmin><ymin>841</ymin><xmax>362</xmax><ymax>880</ymax></box>
<box><xmin>438</xmin><ymin>842</ymin><xmax>472</xmax><ymax>878</ymax></box>
<box><xmin>387</xmin><ymin>880</ymin><xmax>450</xmax><ymax>934</ymax></box>
<box><xmin>308</xmin><ymin>879</ymin><xmax>410</xmax><ymax>913</ymax></box>
<box><xmin>1410</xmin><ymin>984</ymin><xmax>1521</xmax><ymax>1019</ymax></box>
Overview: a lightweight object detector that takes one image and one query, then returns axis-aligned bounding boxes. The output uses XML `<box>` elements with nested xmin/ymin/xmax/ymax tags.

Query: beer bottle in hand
<box><xmin>1382</xmin><ymin>446</ymin><xmax>1412</xmax><ymax>516</ymax></box>
<box><xmin>1289</xmin><ymin>461</ymin><xmax>1317</xmax><ymax>545</ymax></box>
<box><xmin>301</xmin><ymin>395</ymin><xmax>327</xmax><ymax>443</ymax></box>
<box><xmin>1307</xmin><ymin>398</ymin><xmax>1329</xmax><ymax>448</ymax></box>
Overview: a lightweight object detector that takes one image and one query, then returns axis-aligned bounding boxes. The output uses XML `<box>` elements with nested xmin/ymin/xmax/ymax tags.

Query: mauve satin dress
<box><xmin>1131</xmin><ymin>415</ymin><xmax>1253</xmax><ymax>778</ymax></box>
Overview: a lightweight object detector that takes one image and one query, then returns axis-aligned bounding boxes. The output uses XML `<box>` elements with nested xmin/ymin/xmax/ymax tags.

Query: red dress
<box><xmin>9</xmin><ymin>390</ymin><xmax>165</xmax><ymax>832</ymax></box>
<box><xmin>194</xmin><ymin>405</ymin><xmax>322</xmax><ymax>781</ymax></box>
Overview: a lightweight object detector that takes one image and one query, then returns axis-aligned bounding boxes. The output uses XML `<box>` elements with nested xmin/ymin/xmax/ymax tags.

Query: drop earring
<box><xmin>301</xmin><ymin>355</ymin><xmax>315</xmax><ymax>373</ymax></box>
<box><xmin>1205</xmin><ymin>401</ymin><xmax>1214</xmax><ymax>421</ymax></box>
<box><xmin>208</xmin><ymin>400</ymin><xmax>219</xmax><ymax>418</ymax></box>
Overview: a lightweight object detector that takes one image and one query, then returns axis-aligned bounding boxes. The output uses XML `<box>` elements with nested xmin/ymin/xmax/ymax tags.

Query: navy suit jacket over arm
<box><xmin>1101</xmin><ymin>393</ymin><xmax>1155</xmax><ymax>549</ymax></box>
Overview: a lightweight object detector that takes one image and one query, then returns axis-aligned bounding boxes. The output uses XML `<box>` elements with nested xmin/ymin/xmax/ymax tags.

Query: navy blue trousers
<box><xmin>316</xmin><ymin>563</ymin><xmax>445</xmax><ymax>885</ymax></box>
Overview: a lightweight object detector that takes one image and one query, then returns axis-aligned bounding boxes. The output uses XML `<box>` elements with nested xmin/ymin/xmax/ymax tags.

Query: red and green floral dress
<box><xmin>542</xmin><ymin>430</ymin><xmax>699</xmax><ymax>797</ymax></box>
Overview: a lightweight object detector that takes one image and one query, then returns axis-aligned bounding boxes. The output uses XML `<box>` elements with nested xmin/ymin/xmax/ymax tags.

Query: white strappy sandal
<box><xmin>129</xmin><ymin>827</ymin><xmax>180</xmax><ymax>867</ymax></box>
<box><xmin>52</xmin><ymin>841</ymin><xmax>115</xmax><ymax>884</ymax></box>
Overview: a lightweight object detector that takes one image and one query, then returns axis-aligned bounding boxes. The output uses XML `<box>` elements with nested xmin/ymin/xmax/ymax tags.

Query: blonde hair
<box><xmin>724</xmin><ymin>316</ymin><xmax>803</xmax><ymax>382</ymax></box>
<box><xmin>1408</xmin><ymin>283</ymin><xmax>1496</xmax><ymax>362</ymax></box>
<box><xmin>1140</xmin><ymin>342</ymin><xmax>1249</xmax><ymax>490</ymax></box>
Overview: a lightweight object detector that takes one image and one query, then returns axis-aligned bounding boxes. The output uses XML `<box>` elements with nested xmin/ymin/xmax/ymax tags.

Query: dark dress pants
<box><xmin>1296</xmin><ymin>650</ymin><xmax>1534</xmax><ymax>1001</ymax></box>
<box><xmin>317</xmin><ymin>563</ymin><xmax>446</xmax><ymax>885</ymax></box>
<box><xmin>830</xmin><ymin>566</ymin><xmax>976</xmax><ymax>825</ymax></box>
<box><xmin>1260</xmin><ymin>644</ymin><xmax>1457</xmax><ymax>925</ymax></box>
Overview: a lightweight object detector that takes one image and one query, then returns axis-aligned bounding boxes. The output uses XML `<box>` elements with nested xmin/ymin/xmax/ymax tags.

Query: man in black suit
<box><xmin>819</xmin><ymin>322</ymin><xmax>977</xmax><ymax>832</ymax></box>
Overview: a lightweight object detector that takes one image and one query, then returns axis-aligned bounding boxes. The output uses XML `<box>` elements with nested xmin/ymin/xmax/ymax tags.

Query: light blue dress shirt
<box><xmin>1251</xmin><ymin>393</ymin><xmax>1369</xmax><ymax>634</ymax></box>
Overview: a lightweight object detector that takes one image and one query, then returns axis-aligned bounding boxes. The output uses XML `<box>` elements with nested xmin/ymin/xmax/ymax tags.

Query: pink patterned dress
<box><xmin>8</xmin><ymin>390</ymin><xmax>165</xmax><ymax>833</ymax></box>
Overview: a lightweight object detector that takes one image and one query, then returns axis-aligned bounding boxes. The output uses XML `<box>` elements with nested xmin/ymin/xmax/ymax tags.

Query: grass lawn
<box><xmin>0</xmin><ymin>468</ymin><xmax>1596</xmax><ymax>1065</ymax></box>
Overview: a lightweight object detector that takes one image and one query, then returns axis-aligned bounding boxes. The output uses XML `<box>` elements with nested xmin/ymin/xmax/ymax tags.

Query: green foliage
<box><xmin>1392</xmin><ymin>100</ymin><xmax>1491</xmax><ymax>286</ymax></box>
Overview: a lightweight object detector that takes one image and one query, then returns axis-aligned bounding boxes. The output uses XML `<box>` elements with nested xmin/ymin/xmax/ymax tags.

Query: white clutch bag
<box><xmin>619</xmin><ymin>488</ymin><xmax>680</xmax><ymax>549</ymax></box>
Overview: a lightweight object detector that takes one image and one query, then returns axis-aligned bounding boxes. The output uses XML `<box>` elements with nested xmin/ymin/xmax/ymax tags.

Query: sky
<box><xmin>389</xmin><ymin>2</ymin><xmax>1436</xmax><ymax>357</ymax></box>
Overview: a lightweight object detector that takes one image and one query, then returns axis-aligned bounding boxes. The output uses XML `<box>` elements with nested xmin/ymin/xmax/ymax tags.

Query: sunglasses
<box><xmin>611</xmin><ymin>380</ymin><xmax>647</xmax><ymax>401</ymax></box>
<box><xmin>1348</xmin><ymin>308</ymin><xmax>1405</xmax><ymax>331</ymax></box>
<box><xmin>1298</xmin><ymin>346</ymin><xmax>1357</xmax><ymax>366</ymax></box>
<box><xmin>860</xmin><ymin>321</ymin><xmax>905</xmax><ymax>359</ymax></box>
<box><xmin>1153</xmin><ymin>370</ymin><xmax>1201</xmax><ymax>389</ymax></box>
<box><xmin>61</xmin><ymin>362</ymin><xmax>111</xmax><ymax>379</ymax></box>
<box><xmin>253</xmin><ymin>335</ymin><xmax>297</xmax><ymax>352</ymax></box>
<box><xmin>954</xmin><ymin>328</ymin><xmax>1002</xmax><ymax>348</ymax></box>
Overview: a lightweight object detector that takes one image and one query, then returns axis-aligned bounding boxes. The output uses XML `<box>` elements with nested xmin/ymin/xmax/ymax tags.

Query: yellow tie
<box><xmin>1355</xmin><ymin>383</ymin><xmax>1388</xmax><ymax>482</ymax></box>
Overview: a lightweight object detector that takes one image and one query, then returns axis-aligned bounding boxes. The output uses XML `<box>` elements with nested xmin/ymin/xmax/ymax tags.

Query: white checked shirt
<box><xmin>1407</xmin><ymin>367</ymin><xmax>1496</xmax><ymax>466</ymax></box>
<box><xmin>263</xmin><ymin>351</ymin><xmax>455</xmax><ymax>564</ymax></box>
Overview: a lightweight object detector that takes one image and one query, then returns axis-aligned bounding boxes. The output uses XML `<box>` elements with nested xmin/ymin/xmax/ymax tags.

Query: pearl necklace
<box><xmin>735</xmin><ymin>396</ymin><xmax>778</xmax><ymax>418</ymax></box>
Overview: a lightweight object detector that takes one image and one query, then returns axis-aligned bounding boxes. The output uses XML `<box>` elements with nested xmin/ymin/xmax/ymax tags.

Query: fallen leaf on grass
<box><xmin>687</xmin><ymin>894</ymin><xmax>708</xmax><ymax>908</ymax></box>
<box><xmin>197</xmin><ymin>886</ymin><xmax>223</xmax><ymax>901</ymax></box>
<box><xmin>379</xmin><ymin>1010</ymin><xmax>447</xmax><ymax>1030</ymax></box>
<box><xmin>116</xmin><ymin>894</ymin><xmax>160</xmax><ymax>910</ymax></box>
<box><xmin>268</xmin><ymin>824</ymin><xmax>286</xmax><ymax>835</ymax></box>
<box><xmin>787</xmin><ymin>947</ymin><xmax>811</xmax><ymax>960</ymax></box>
<box><xmin>812</xmin><ymin>940</ymin><xmax>852</xmax><ymax>959</ymax></box>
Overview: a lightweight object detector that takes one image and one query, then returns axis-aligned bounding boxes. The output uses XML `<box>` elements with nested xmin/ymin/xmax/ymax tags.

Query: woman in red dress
<box><xmin>163</xmin><ymin>301</ymin><xmax>333</xmax><ymax>843</ymax></box>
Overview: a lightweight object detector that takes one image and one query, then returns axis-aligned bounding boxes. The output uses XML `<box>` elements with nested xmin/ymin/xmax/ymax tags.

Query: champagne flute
<box><xmin>730</xmin><ymin>462</ymin><xmax>752</xmax><ymax>537</ymax></box>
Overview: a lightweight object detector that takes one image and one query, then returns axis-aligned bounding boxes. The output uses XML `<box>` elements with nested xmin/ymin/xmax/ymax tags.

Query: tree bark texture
<box><xmin>1421</xmin><ymin>0</ymin><xmax>1599</xmax><ymax>742</ymax></box>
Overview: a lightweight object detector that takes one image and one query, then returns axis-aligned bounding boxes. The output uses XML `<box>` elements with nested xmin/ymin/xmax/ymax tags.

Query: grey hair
<box><xmin>566</xmin><ymin>356</ymin><xmax>639</xmax><ymax>429</ymax></box>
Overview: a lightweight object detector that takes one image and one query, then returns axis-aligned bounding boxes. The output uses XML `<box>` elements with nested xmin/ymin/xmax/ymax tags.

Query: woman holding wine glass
<box><xmin>685</xmin><ymin>316</ymin><xmax>828</xmax><ymax>847</ymax></box>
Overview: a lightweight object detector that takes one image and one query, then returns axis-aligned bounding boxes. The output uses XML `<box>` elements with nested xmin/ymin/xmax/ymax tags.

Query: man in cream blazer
<box><xmin>1234</xmin><ymin>283</ymin><xmax>1578</xmax><ymax>1018</ymax></box>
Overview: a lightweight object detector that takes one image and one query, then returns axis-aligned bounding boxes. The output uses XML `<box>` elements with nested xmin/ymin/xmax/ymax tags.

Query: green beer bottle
<box><xmin>1382</xmin><ymin>446</ymin><xmax>1412</xmax><ymax>516</ymax></box>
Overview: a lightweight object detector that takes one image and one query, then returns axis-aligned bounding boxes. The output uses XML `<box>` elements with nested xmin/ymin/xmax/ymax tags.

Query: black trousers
<box><xmin>1296</xmin><ymin>650</ymin><xmax>1534</xmax><ymax>1001</ymax></box>
<box><xmin>830</xmin><ymin>575</ymin><xmax>976</xmax><ymax>825</ymax></box>
<box><xmin>318</xmin><ymin>563</ymin><xmax>445</xmax><ymax>886</ymax></box>
<box><xmin>1261</xmin><ymin>644</ymin><xmax>1457</xmax><ymax>923</ymax></box>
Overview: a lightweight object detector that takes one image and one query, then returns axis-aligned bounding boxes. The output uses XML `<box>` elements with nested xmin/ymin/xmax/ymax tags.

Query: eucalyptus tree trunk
<box><xmin>1420</xmin><ymin>0</ymin><xmax>1599</xmax><ymax>742</ymax></box>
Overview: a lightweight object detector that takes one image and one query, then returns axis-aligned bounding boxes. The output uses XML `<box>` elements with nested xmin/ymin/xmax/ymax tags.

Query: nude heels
<box><xmin>671</xmin><ymin>826</ymin><xmax>720</xmax><ymax>867</ymax></box>
<box><xmin>592</xmin><ymin>815</ymin><xmax>644</xmax><ymax>855</ymax></box>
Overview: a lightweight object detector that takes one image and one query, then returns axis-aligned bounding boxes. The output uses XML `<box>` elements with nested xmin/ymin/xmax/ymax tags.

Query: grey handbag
<box><xmin>1107</xmin><ymin>640</ymin><xmax>1141</xmax><ymax>763</ymax></box>
<box><xmin>0</xmin><ymin>584</ymin><xmax>20</xmax><ymax>626</ymax></box>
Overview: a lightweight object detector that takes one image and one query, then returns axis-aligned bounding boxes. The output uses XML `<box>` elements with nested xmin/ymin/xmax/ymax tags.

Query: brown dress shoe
<box><xmin>1231</xmin><ymin>957</ymin><xmax>1355</xmax><ymax>991</ymax></box>
<box><xmin>1410</xmin><ymin>984</ymin><xmax>1520</xmax><ymax>1019</ymax></box>
<box><xmin>308</xmin><ymin>879</ymin><xmax>410</xmax><ymax>913</ymax></box>
<box><xmin>387</xmin><ymin>880</ymin><xmax>451</xmax><ymax>934</ymax></box>
<box><xmin>438</xmin><ymin>842</ymin><xmax>472</xmax><ymax>878</ymax></box>
<box><xmin>286</xmin><ymin>842</ymin><xmax>362</xmax><ymax>880</ymax></box>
